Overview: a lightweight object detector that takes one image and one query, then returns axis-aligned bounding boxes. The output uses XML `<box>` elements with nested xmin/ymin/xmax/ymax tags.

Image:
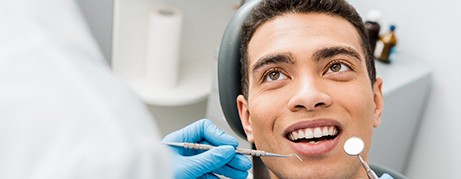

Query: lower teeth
<box><xmin>289</xmin><ymin>134</ymin><xmax>338</xmax><ymax>143</ymax></box>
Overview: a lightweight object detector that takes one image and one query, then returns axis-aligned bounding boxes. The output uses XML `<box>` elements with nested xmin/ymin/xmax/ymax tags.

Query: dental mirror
<box><xmin>343</xmin><ymin>136</ymin><xmax>379</xmax><ymax>179</ymax></box>
<box><xmin>344</xmin><ymin>136</ymin><xmax>364</xmax><ymax>156</ymax></box>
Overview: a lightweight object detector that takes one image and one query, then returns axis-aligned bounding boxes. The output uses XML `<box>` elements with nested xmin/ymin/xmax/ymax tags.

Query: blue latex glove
<box><xmin>379</xmin><ymin>173</ymin><xmax>394</xmax><ymax>179</ymax></box>
<box><xmin>162</xmin><ymin>119</ymin><xmax>252</xmax><ymax>179</ymax></box>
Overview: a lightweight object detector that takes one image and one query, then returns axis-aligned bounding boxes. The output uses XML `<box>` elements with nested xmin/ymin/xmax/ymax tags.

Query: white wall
<box><xmin>349</xmin><ymin>0</ymin><xmax>461</xmax><ymax>178</ymax></box>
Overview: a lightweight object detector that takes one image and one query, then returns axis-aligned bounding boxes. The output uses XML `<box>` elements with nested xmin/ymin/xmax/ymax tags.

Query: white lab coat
<box><xmin>0</xmin><ymin>0</ymin><xmax>172</xmax><ymax>178</ymax></box>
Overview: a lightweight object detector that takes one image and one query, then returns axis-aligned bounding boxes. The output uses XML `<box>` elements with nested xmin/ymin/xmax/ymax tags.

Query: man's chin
<box><xmin>261</xmin><ymin>154</ymin><xmax>364</xmax><ymax>179</ymax></box>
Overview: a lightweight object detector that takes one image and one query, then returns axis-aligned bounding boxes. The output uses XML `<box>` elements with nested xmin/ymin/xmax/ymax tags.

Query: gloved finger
<box><xmin>226</xmin><ymin>154</ymin><xmax>252</xmax><ymax>171</ymax></box>
<box><xmin>162</xmin><ymin>125</ymin><xmax>190</xmax><ymax>143</ymax></box>
<box><xmin>187</xmin><ymin>141</ymin><xmax>252</xmax><ymax>172</ymax></box>
<box><xmin>185</xmin><ymin>145</ymin><xmax>236</xmax><ymax>177</ymax></box>
<box><xmin>200</xmin><ymin>119</ymin><xmax>239</xmax><ymax>147</ymax></box>
<box><xmin>162</xmin><ymin>119</ymin><xmax>238</xmax><ymax>148</ymax></box>
<box><xmin>198</xmin><ymin>173</ymin><xmax>220</xmax><ymax>179</ymax></box>
<box><xmin>162</xmin><ymin>119</ymin><xmax>218</xmax><ymax>155</ymax></box>
<box><xmin>212</xmin><ymin>164</ymin><xmax>249</xmax><ymax>179</ymax></box>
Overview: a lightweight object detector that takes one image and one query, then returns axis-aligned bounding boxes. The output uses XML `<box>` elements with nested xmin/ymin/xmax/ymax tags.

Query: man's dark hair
<box><xmin>240</xmin><ymin>0</ymin><xmax>375</xmax><ymax>98</ymax></box>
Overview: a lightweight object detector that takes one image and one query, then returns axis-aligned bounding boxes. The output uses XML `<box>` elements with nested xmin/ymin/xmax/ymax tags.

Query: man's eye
<box><xmin>264</xmin><ymin>70</ymin><xmax>287</xmax><ymax>82</ymax></box>
<box><xmin>326</xmin><ymin>62</ymin><xmax>351</xmax><ymax>74</ymax></box>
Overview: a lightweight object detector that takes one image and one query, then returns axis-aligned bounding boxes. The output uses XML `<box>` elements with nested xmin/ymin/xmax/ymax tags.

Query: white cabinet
<box><xmin>370</xmin><ymin>54</ymin><xmax>432</xmax><ymax>174</ymax></box>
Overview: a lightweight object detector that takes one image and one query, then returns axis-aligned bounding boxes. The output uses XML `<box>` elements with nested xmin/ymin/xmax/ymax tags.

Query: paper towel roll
<box><xmin>145</xmin><ymin>5</ymin><xmax>183</xmax><ymax>89</ymax></box>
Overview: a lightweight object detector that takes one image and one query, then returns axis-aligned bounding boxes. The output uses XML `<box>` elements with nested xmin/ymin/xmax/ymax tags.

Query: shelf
<box><xmin>126</xmin><ymin>60</ymin><xmax>213</xmax><ymax>106</ymax></box>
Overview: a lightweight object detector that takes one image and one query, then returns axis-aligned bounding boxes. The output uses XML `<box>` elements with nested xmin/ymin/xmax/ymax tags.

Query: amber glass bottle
<box><xmin>364</xmin><ymin>10</ymin><xmax>381</xmax><ymax>53</ymax></box>
<box><xmin>375</xmin><ymin>25</ymin><xmax>397</xmax><ymax>63</ymax></box>
<box><xmin>365</xmin><ymin>21</ymin><xmax>380</xmax><ymax>53</ymax></box>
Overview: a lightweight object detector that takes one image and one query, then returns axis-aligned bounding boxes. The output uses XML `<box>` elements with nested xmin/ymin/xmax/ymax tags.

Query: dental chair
<box><xmin>217</xmin><ymin>0</ymin><xmax>408</xmax><ymax>178</ymax></box>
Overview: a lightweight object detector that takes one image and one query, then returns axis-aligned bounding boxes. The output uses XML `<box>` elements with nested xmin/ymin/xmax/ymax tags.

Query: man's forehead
<box><xmin>247</xmin><ymin>13</ymin><xmax>365</xmax><ymax>66</ymax></box>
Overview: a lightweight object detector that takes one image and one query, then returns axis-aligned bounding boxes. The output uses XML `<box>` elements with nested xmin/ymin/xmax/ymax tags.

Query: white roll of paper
<box><xmin>145</xmin><ymin>5</ymin><xmax>183</xmax><ymax>89</ymax></box>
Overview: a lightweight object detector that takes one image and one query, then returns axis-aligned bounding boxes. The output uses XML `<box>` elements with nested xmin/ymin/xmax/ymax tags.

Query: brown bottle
<box><xmin>375</xmin><ymin>25</ymin><xmax>397</xmax><ymax>63</ymax></box>
<box><xmin>365</xmin><ymin>21</ymin><xmax>380</xmax><ymax>53</ymax></box>
<box><xmin>364</xmin><ymin>10</ymin><xmax>381</xmax><ymax>53</ymax></box>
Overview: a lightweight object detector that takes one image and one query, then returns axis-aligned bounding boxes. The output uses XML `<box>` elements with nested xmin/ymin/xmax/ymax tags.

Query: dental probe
<box><xmin>344</xmin><ymin>136</ymin><xmax>379</xmax><ymax>179</ymax></box>
<box><xmin>162</xmin><ymin>142</ymin><xmax>303</xmax><ymax>162</ymax></box>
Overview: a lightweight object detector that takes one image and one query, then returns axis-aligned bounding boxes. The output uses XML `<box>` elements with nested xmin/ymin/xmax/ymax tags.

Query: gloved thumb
<box><xmin>183</xmin><ymin>145</ymin><xmax>236</xmax><ymax>177</ymax></box>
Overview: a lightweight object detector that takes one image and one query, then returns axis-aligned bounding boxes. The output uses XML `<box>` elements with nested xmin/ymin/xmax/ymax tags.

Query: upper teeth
<box><xmin>288</xmin><ymin>126</ymin><xmax>338</xmax><ymax>141</ymax></box>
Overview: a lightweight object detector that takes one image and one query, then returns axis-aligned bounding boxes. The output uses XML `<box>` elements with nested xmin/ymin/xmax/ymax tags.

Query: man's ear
<box><xmin>237</xmin><ymin>95</ymin><xmax>254</xmax><ymax>143</ymax></box>
<box><xmin>372</xmin><ymin>77</ymin><xmax>384</xmax><ymax>128</ymax></box>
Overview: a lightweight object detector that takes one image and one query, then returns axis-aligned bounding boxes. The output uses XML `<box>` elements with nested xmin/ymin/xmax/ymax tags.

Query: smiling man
<box><xmin>236</xmin><ymin>0</ymin><xmax>385</xmax><ymax>178</ymax></box>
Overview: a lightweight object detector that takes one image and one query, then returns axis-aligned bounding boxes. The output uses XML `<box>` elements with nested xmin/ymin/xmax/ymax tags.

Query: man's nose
<box><xmin>287</xmin><ymin>79</ymin><xmax>332</xmax><ymax>112</ymax></box>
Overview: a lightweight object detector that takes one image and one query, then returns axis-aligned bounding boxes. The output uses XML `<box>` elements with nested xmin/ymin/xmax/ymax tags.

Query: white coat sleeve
<box><xmin>0</xmin><ymin>0</ymin><xmax>173</xmax><ymax>179</ymax></box>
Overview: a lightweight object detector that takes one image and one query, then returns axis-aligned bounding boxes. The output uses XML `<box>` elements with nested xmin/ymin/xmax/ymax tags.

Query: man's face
<box><xmin>237</xmin><ymin>13</ymin><xmax>383</xmax><ymax>178</ymax></box>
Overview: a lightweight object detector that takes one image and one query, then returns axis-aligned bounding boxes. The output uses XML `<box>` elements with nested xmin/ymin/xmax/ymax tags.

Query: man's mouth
<box><xmin>286</xmin><ymin>126</ymin><xmax>340</xmax><ymax>144</ymax></box>
<box><xmin>287</xmin><ymin>126</ymin><xmax>339</xmax><ymax>144</ymax></box>
<box><xmin>284</xmin><ymin>120</ymin><xmax>342</xmax><ymax>156</ymax></box>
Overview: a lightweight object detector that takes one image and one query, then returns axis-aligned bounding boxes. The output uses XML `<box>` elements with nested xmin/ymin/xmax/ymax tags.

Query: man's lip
<box><xmin>283</xmin><ymin>119</ymin><xmax>342</xmax><ymax>156</ymax></box>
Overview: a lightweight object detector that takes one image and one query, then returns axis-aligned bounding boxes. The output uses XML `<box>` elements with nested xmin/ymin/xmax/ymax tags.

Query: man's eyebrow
<box><xmin>251</xmin><ymin>53</ymin><xmax>295</xmax><ymax>74</ymax></box>
<box><xmin>312</xmin><ymin>46</ymin><xmax>362</xmax><ymax>62</ymax></box>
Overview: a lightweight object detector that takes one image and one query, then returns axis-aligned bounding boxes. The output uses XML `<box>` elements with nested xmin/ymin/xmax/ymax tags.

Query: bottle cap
<box><xmin>390</xmin><ymin>24</ymin><xmax>396</xmax><ymax>31</ymax></box>
<box><xmin>367</xmin><ymin>9</ymin><xmax>382</xmax><ymax>22</ymax></box>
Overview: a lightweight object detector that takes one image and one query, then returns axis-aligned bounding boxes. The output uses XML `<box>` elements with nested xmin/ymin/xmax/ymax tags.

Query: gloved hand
<box><xmin>162</xmin><ymin>119</ymin><xmax>252</xmax><ymax>179</ymax></box>
<box><xmin>379</xmin><ymin>173</ymin><xmax>394</xmax><ymax>179</ymax></box>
